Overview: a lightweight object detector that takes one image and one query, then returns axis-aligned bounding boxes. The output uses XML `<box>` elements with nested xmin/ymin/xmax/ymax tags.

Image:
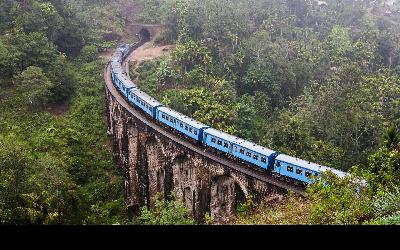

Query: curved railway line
<box><xmin>104</xmin><ymin>37</ymin><xmax>306</xmax><ymax>196</ymax></box>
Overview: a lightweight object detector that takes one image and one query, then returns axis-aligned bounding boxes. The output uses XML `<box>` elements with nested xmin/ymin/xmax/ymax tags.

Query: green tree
<box><xmin>9</xmin><ymin>31</ymin><xmax>58</xmax><ymax>71</ymax></box>
<box><xmin>0</xmin><ymin>135</ymin><xmax>32</xmax><ymax>224</ymax></box>
<box><xmin>173</xmin><ymin>39</ymin><xmax>212</xmax><ymax>73</ymax></box>
<box><xmin>383</xmin><ymin>124</ymin><xmax>400</xmax><ymax>150</ymax></box>
<box><xmin>307</xmin><ymin>171</ymin><xmax>374</xmax><ymax>225</ymax></box>
<box><xmin>78</xmin><ymin>45</ymin><xmax>98</xmax><ymax>63</ymax></box>
<box><xmin>17</xmin><ymin>1</ymin><xmax>63</xmax><ymax>42</ymax></box>
<box><xmin>139</xmin><ymin>192</ymin><xmax>196</xmax><ymax>225</ymax></box>
<box><xmin>15</xmin><ymin>66</ymin><xmax>54</xmax><ymax>108</ymax></box>
<box><xmin>0</xmin><ymin>39</ymin><xmax>20</xmax><ymax>85</ymax></box>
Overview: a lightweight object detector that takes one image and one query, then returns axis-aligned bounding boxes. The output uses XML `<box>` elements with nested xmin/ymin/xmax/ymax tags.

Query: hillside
<box><xmin>0</xmin><ymin>0</ymin><xmax>399</xmax><ymax>225</ymax></box>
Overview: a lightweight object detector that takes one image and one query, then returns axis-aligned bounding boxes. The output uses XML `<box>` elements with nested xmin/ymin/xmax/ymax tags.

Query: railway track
<box><xmin>104</xmin><ymin>61</ymin><xmax>306</xmax><ymax>196</ymax></box>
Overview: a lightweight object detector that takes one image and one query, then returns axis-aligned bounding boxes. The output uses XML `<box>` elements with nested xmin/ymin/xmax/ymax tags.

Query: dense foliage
<box><xmin>138</xmin><ymin>192</ymin><xmax>196</xmax><ymax>225</ymax></box>
<box><xmin>138</xmin><ymin>0</ymin><xmax>400</xmax><ymax>171</ymax></box>
<box><xmin>0</xmin><ymin>0</ymin><xmax>131</xmax><ymax>224</ymax></box>
<box><xmin>136</xmin><ymin>0</ymin><xmax>400</xmax><ymax>224</ymax></box>
<box><xmin>234</xmin><ymin>126</ymin><xmax>400</xmax><ymax>225</ymax></box>
<box><xmin>1</xmin><ymin>0</ymin><xmax>399</xmax><ymax>225</ymax></box>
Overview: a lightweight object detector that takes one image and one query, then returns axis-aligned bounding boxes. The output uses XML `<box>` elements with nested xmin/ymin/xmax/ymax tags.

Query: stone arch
<box><xmin>234</xmin><ymin>182</ymin><xmax>246</xmax><ymax>211</ymax></box>
<box><xmin>230</xmin><ymin>175</ymin><xmax>249</xmax><ymax>197</ymax></box>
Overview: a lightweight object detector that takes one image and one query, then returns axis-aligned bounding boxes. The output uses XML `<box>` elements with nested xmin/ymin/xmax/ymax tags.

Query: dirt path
<box><xmin>126</xmin><ymin>31</ymin><xmax>175</xmax><ymax>83</ymax></box>
<box><xmin>99</xmin><ymin>24</ymin><xmax>175</xmax><ymax>83</ymax></box>
<box><xmin>128</xmin><ymin>42</ymin><xmax>174</xmax><ymax>64</ymax></box>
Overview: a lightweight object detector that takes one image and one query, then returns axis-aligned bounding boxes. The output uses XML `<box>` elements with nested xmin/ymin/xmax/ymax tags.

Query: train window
<box><xmin>296</xmin><ymin>168</ymin><xmax>303</xmax><ymax>175</ymax></box>
<box><xmin>246</xmin><ymin>151</ymin><xmax>251</xmax><ymax>157</ymax></box>
<box><xmin>180</xmin><ymin>123</ymin><xmax>184</xmax><ymax>128</ymax></box>
<box><xmin>162</xmin><ymin>114</ymin><xmax>165</xmax><ymax>119</ymax></box>
<box><xmin>261</xmin><ymin>157</ymin><xmax>266</xmax><ymax>163</ymax></box>
<box><xmin>240</xmin><ymin>148</ymin><xmax>244</xmax><ymax>154</ymax></box>
<box><xmin>287</xmin><ymin>166</ymin><xmax>293</xmax><ymax>172</ymax></box>
<box><xmin>194</xmin><ymin>130</ymin><xmax>198</xmax><ymax>135</ymax></box>
<box><xmin>223</xmin><ymin>142</ymin><xmax>228</xmax><ymax>148</ymax></box>
<box><xmin>305</xmin><ymin>171</ymin><xmax>311</xmax><ymax>178</ymax></box>
<box><xmin>211</xmin><ymin>137</ymin><xmax>216</xmax><ymax>143</ymax></box>
<box><xmin>185</xmin><ymin>126</ymin><xmax>188</xmax><ymax>131</ymax></box>
<box><xmin>189</xmin><ymin>127</ymin><xmax>192</xmax><ymax>133</ymax></box>
<box><xmin>253</xmin><ymin>154</ymin><xmax>259</xmax><ymax>160</ymax></box>
<box><xmin>276</xmin><ymin>162</ymin><xmax>281</xmax><ymax>167</ymax></box>
<box><xmin>217</xmin><ymin>140</ymin><xmax>222</xmax><ymax>145</ymax></box>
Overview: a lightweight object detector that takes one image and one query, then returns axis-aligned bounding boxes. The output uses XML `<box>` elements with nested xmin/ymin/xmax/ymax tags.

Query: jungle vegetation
<box><xmin>137</xmin><ymin>0</ymin><xmax>400</xmax><ymax>225</ymax></box>
<box><xmin>0</xmin><ymin>0</ymin><xmax>399</xmax><ymax>225</ymax></box>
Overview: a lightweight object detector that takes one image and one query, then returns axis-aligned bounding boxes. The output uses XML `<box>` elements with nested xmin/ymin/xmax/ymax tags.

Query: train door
<box><xmin>229</xmin><ymin>143</ymin><xmax>233</xmax><ymax>155</ymax></box>
<box><xmin>274</xmin><ymin>161</ymin><xmax>282</xmax><ymax>176</ymax></box>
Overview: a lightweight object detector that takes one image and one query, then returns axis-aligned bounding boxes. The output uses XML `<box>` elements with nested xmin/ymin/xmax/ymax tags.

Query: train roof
<box><xmin>111</xmin><ymin>52</ymin><xmax>123</xmax><ymax>62</ymax></box>
<box><xmin>203</xmin><ymin>128</ymin><xmax>242</xmax><ymax>143</ymax></box>
<box><xmin>110</xmin><ymin>60</ymin><xmax>121</xmax><ymax>67</ymax></box>
<box><xmin>320</xmin><ymin>166</ymin><xmax>349</xmax><ymax>178</ymax></box>
<box><xmin>235</xmin><ymin>138</ymin><xmax>276</xmax><ymax>157</ymax></box>
<box><xmin>130</xmin><ymin>88</ymin><xmax>162</xmax><ymax>107</ymax></box>
<box><xmin>157</xmin><ymin>106</ymin><xmax>209</xmax><ymax>129</ymax></box>
<box><xmin>111</xmin><ymin>61</ymin><xmax>123</xmax><ymax>71</ymax></box>
<box><xmin>276</xmin><ymin>154</ymin><xmax>326</xmax><ymax>172</ymax></box>
<box><xmin>275</xmin><ymin>154</ymin><xmax>349</xmax><ymax>178</ymax></box>
<box><xmin>121</xmin><ymin>77</ymin><xmax>136</xmax><ymax>89</ymax></box>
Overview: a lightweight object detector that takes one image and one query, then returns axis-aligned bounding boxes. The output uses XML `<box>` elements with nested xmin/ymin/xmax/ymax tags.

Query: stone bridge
<box><xmin>104</xmin><ymin>27</ymin><xmax>304</xmax><ymax>223</ymax></box>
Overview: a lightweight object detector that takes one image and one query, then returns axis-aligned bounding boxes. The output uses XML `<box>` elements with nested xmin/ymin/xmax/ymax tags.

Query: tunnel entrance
<box><xmin>138</xmin><ymin>28</ymin><xmax>151</xmax><ymax>43</ymax></box>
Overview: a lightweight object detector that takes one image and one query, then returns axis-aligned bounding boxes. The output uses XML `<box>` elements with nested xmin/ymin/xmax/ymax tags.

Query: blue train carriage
<box><xmin>117</xmin><ymin>44</ymin><xmax>130</xmax><ymax>53</ymax></box>
<box><xmin>120</xmin><ymin>75</ymin><xmax>136</xmax><ymax>98</ymax></box>
<box><xmin>113</xmin><ymin>67</ymin><xmax>135</xmax><ymax>97</ymax></box>
<box><xmin>119</xmin><ymin>44</ymin><xmax>131</xmax><ymax>60</ymax></box>
<box><xmin>274</xmin><ymin>154</ymin><xmax>323</xmax><ymax>184</ymax></box>
<box><xmin>128</xmin><ymin>88</ymin><xmax>163</xmax><ymax>117</ymax></box>
<box><xmin>319</xmin><ymin>165</ymin><xmax>349</xmax><ymax>179</ymax></box>
<box><xmin>232</xmin><ymin>139</ymin><xmax>278</xmax><ymax>171</ymax></box>
<box><xmin>202</xmin><ymin>128</ymin><xmax>241</xmax><ymax>155</ymax></box>
<box><xmin>110</xmin><ymin>61</ymin><xmax>123</xmax><ymax>87</ymax></box>
<box><xmin>111</xmin><ymin>50</ymin><xmax>123</xmax><ymax>63</ymax></box>
<box><xmin>156</xmin><ymin>107</ymin><xmax>209</xmax><ymax>141</ymax></box>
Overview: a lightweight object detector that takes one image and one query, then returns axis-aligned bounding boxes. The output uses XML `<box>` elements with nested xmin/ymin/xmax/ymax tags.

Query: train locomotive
<box><xmin>107</xmin><ymin>36</ymin><xmax>363</xmax><ymax>187</ymax></box>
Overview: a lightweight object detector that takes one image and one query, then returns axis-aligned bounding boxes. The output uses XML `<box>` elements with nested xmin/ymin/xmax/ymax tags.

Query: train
<box><xmin>108</xmin><ymin>33</ymin><xmax>364</xmax><ymax>187</ymax></box>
